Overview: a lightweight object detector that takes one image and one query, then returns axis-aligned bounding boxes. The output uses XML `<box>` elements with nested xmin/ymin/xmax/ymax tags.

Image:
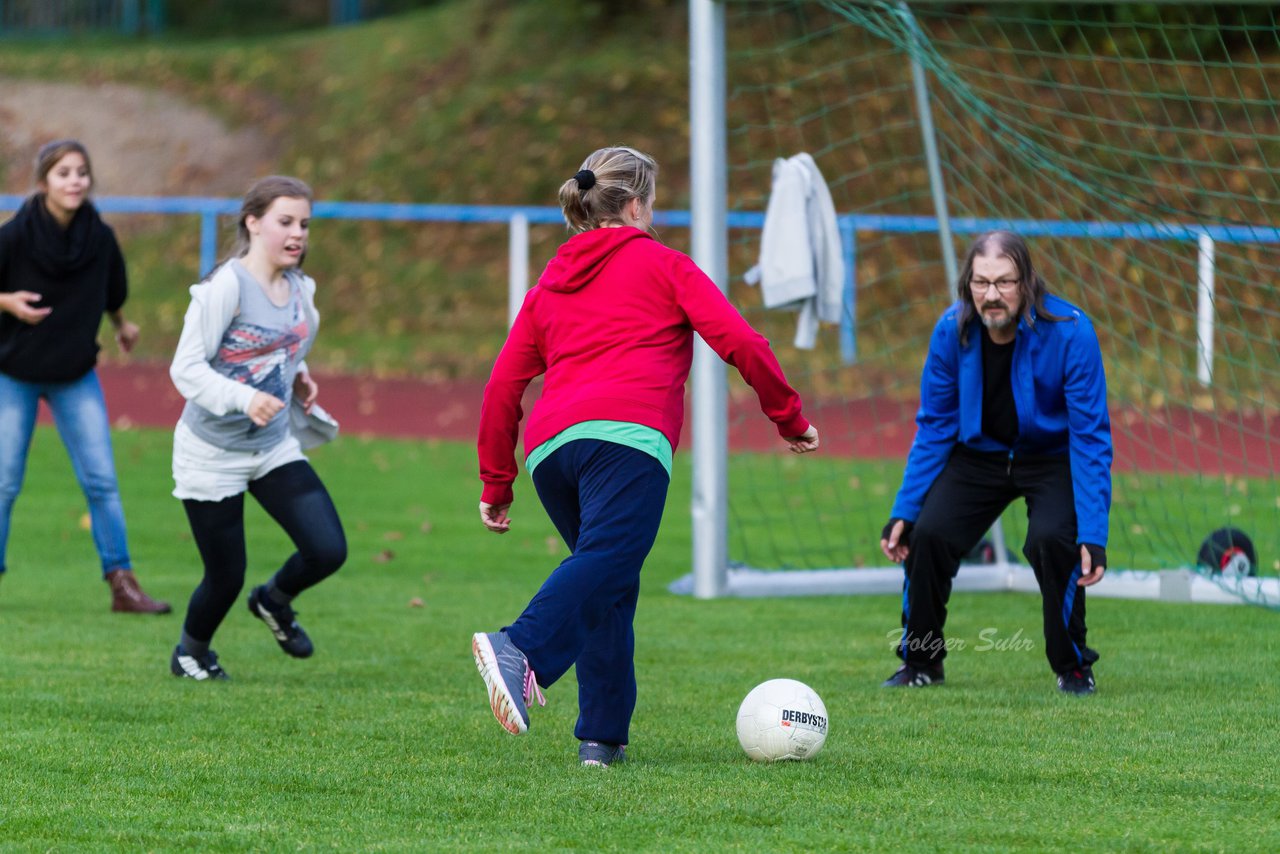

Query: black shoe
<box><xmin>579</xmin><ymin>740</ymin><xmax>627</xmax><ymax>768</ymax></box>
<box><xmin>248</xmin><ymin>585</ymin><xmax>314</xmax><ymax>658</ymax></box>
<box><xmin>171</xmin><ymin>645</ymin><xmax>229</xmax><ymax>680</ymax></box>
<box><xmin>1057</xmin><ymin>667</ymin><xmax>1096</xmax><ymax>695</ymax></box>
<box><xmin>882</xmin><ymin>663</ymin><xmax>945</xmax><ymax>687</ymax></box>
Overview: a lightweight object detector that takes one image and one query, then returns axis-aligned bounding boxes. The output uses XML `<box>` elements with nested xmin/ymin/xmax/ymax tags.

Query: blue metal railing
<box><xmin>0</xmin><ymin>0</ymin><xmax>372</xmax><ymax>35</ymax></box>
<box><xmin>0</xmin><ymin>0</ymin><xmax>164</xmax><ymax>35</ymax></box>
<box><xmin>3</xmin><ymin>194</ymin><xmax>1273</xmax><ymax>377</ymax></box>
<box><xmin>0</xmin><ymin>0</ymin><xmax>386</xmax><ymax>34</ymax></box>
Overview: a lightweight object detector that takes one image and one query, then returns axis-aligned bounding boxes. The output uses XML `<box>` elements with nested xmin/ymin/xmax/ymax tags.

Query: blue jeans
<box><xmin>0</xmin><ymin>369</ymin><xmax>132</xmax><ymax>576</ymax></box>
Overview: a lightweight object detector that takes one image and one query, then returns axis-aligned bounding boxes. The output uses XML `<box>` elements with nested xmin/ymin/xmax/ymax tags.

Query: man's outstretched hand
<box><xmin>1079</xmin><ymin>543</ymin><xmax>1107</xmax><ymax>587</ymax></box>
<box><xmin>880</xmin><ymin>518</ymin><xmax>913</xmax><ymax>563</ymax></box>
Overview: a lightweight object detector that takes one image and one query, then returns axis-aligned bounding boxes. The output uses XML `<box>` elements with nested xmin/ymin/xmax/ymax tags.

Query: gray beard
<box><xmin>981</xmin><ymin>309</ymin><xmax>1015</xmax><ymax>331</ymax></box>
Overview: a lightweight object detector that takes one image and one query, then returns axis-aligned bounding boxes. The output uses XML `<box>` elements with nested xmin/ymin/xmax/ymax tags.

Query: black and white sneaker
<box><xmin>248</xmin><ymin>585</ymin><xmax>313</xmax><ymax>658</ymax></box>
<box><xmin>579</xmin><ymin>740</ymin><xmax>627</xmax><ymax>768</ymax></box>
<box><xmin>1057</xmin><ymin>667</ymin><xmax>1096</xmax><ymax>695</ymax></box>
<box><xmin>882</xmin><ymin>663</ymin><xmax>945</xmax><ymax>687</ymax></box>
<box><xmin>170</xmin><ymin>645</ymin><xmax>229</xmax><ymax>681</ymax></box>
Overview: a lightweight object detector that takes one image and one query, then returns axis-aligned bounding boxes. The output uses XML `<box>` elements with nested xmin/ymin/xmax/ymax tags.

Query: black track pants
<box><xmin>897</xmin><ymin>446</ymin><xmax>1099</xmax><ymax>675</ymax></box>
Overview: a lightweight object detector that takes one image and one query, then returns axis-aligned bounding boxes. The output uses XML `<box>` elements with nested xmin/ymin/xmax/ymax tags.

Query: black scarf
<box><xmin>0</xmin><ymin>194</ymin><xmax>126</xmax><ymax>382</ymax></box>
<box><xmin>16</xmin><ymin>193</ymin><xmax>108</xmax><ymax>277</ymax></box>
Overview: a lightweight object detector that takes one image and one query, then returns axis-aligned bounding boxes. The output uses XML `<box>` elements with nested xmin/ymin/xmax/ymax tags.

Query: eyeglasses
<box><xmin>971</xmin><ymin>277</ymin><xmax>1020</xmax><ymax>295</ymax></box>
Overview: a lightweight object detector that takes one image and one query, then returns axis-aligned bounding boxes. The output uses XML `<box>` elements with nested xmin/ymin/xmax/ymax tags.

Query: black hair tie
<box><xmin>573</xmin><ymin>169</ymin><xmax>596</xmax><ymax>191</ymax></box>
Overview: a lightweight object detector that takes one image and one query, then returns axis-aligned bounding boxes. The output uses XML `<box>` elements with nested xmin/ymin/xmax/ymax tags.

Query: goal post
<box><xmin>683</xmin><ymin>0</ymin><xmax>1280</xmax><ymax>608</ymax></box>
<box><xmin>689</xmin><ymin>0</ymin><xmax>731</xmax><ymax>599</ymax></box>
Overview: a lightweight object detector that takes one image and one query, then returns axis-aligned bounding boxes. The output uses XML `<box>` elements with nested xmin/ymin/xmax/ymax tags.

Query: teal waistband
<box><xmin>526</xmin><ymin>420</ymin><xmax>673</xmax><ymax>476</ymax></box>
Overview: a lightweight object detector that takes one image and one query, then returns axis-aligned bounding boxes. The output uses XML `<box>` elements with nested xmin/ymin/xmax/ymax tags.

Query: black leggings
<box><xmin>181</xmin><ymin>461</ymin><xmax>346</xmax><ymax>644</ymax></box>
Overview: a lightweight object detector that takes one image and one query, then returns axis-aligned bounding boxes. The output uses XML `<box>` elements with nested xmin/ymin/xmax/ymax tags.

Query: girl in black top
<box><xmin>0</xmin><ymin>139</ymin><xmax>169</xmax><ymax>613</ymax></box>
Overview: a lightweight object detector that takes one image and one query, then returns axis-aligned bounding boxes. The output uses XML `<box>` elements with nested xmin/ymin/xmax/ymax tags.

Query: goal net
<box><xmin>699</xmin><ymin>0</ymin><xmax>1280</xmax><ymax>606</ymax></box>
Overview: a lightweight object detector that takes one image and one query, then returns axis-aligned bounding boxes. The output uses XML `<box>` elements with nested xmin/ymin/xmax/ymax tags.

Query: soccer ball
<box><xmin>735</xmin><ymin>678</ymin><xmax>829</xmax><ymax>762</ymax></box>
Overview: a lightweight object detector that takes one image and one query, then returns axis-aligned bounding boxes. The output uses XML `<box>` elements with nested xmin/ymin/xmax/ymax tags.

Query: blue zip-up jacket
<box><xmin>890</xmin><ymin>293</ymin><xmax>1113</xmax><ymax>546</ymax></box>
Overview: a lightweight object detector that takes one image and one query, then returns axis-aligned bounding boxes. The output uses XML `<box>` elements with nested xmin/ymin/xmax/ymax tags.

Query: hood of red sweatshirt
<box><xmin>537</xmin><ymin>226</ymin><xmax>652</xmax><ymax>293</ymax></box>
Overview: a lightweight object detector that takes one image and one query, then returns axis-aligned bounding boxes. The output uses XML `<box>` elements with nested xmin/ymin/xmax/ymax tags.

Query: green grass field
<box><xmin>2</xmin><ymin>427</ymin><xmax>1278</xmax><ymax>851</ymax></box>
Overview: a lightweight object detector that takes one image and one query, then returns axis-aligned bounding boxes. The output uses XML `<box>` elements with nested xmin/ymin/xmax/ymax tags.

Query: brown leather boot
<box><xmin>107</xmin><ymin>569</ymin><xmax>172</xmax><ymax>614</ymax></box>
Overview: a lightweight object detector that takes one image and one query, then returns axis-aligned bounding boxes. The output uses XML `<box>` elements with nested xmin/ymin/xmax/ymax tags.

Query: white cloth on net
<box><xmin>744</xmin><ymin>152</ymin><xmax>844</xmax><ymax>349</ymax></box>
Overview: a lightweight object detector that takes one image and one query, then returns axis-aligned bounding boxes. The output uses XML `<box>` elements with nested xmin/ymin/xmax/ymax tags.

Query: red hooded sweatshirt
<box><xmin>478</xmin><ymin>227</ymin><xmax>810</xmax><ymax>506</ymax></box>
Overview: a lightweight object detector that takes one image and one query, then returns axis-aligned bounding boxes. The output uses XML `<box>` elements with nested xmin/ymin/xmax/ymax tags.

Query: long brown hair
<box><xmin>956</xmin><ymin>230</ymin><xmax>1065</xmax><ymax>346</ymax></box>
<box><xmin>230</xmin><ymin>175</ymin><xmax>313</xmax><ymax>259</ymax></box>
<box><xmin>204</xmin><ymin>175</ymin><xmax>313</xmax><ymax>280</ymax></box>
<box><xmin>34</xmin><ymin>139</ymin><xmax>93</xmax><ymax>188</ymax></box>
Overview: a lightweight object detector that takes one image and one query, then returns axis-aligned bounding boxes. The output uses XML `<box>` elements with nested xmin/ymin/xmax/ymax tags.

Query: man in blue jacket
<box><xmin>880</xmin><ymin>231</ymin><xmax>1112</xmax><ymax>695</ymax></box>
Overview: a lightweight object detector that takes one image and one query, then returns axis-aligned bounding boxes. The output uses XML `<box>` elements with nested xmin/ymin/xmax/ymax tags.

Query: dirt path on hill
<box><xmin>0</xmin><ymin>78</ymin><xmax>275</xmax><ymax>196</ymax></box>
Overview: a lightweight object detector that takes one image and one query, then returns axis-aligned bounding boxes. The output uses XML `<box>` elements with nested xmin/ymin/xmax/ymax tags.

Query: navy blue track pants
<box><xmin>506</xmin><ymin>439</ymin><xmax>669</xmax><ymax>746</ymax></box>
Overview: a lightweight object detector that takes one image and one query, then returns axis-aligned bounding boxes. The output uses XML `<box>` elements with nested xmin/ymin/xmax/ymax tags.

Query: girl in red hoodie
<box><xmin>472</xmin><ymin>146</ymin><xmax>819</xmax><ymax>767</ymax></box>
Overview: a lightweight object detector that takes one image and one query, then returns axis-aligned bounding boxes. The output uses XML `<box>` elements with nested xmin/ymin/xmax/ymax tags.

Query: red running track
<box><xmin>64</xmin><ymin>362</ymin><xmax>1280</xmax><ymax>478</ymax></box>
